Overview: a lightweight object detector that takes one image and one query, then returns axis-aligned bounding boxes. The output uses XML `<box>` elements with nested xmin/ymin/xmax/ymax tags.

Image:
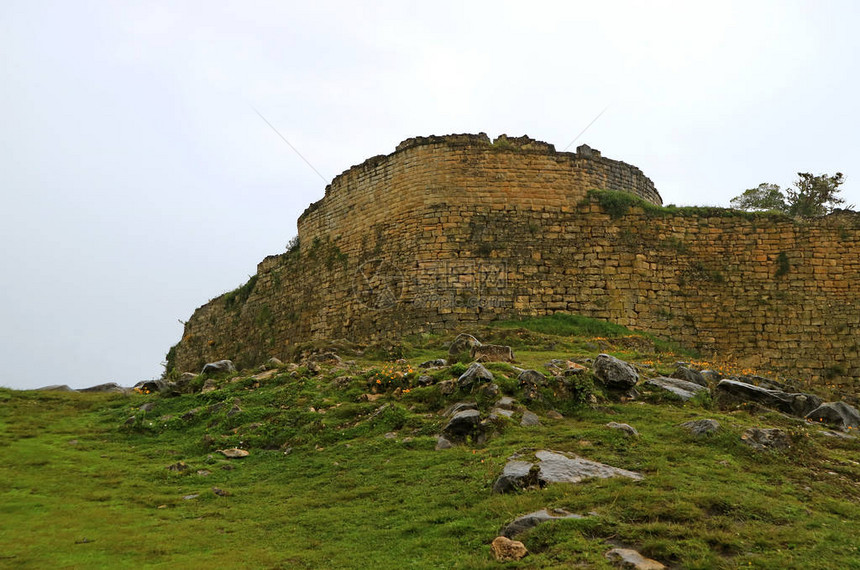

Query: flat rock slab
<box><xmin>494</xmin><ymin>450</ymin><xmax>642</xmax><ymax>492</ymax></box>
<box><xmin>680</xmin><ymin>419</ymin><xmax>720</xmax><ymax>435</ymax></box>
<box><xmin>646</xmin><ymin>376</ymin><xmax>708</xmax><ymax>401</ymax></box>
<box><xmin>218</xmin><ymin>448</ymin><xmax>250</xmax><ymax>458</ymax></box>
<box><xmin>605</xmin><ymin>548</ymin><xmax>666</xmax><ymax>569</ymax></box>
<box><xmin>715</xmin><ymin>379</ymin><xmax>821</xmax><ymax>417</ymax></box>
<box><xmin>501</xmin><ymin>508</ymin><xmax>583</xmax><ymax>538</ymax></box>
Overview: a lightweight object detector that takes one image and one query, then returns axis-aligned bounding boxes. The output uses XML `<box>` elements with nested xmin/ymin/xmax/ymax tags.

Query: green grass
<box><xmin>1</xmin><ymin>322</ymin><xmax>859</xmax><ymax>569</ymax></box>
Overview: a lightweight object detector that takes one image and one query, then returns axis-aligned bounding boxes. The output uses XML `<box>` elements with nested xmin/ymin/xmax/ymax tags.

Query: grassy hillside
<box><xmin>1</xmin><ymin>316</ymin><xmax>858</xmax><ymax>569</ymax></box>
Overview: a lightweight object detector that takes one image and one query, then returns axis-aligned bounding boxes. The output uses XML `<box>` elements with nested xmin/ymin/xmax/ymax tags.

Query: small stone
<box><xmin>457</xmin><ymin>363</ymin><xmax>493</xmax><ymax>391</ymax></box>
<box><xmin>496</xmin><ymin>396</ymin><xmax>517</xmax><ymax>410</ymax></box>
<box><xmin>419</xmin><ymin>359</ymin><xmax>447</xmax><ymax>368</ymax></box>
<box><xmin>491</xmin><ymin>536</ymin><xmax>528</xmax><ymax>562</ymax></box>
<box><xmin>606</xmin><ymin>422</ymin><xmax>639</xmax><ymax>437</ymax></box>
<box><xmin>196</xmin><ymin>469</ymin><xmax>212</xmax><ymax>477</ymax></box>
<box><xmin>384</xmin><ymin>432</ymin><xmax>397</xmax><ymax>439</ymax></box>
<box><xmin>201</xmin><ymin>379</ymin><xmax>218</xmax><ymax>394</ymax></box>
<box><xmin>182</xmin><ymin>494</ymin><xmax>199</xmax><ymax>500</ymax></box>
<box><xmin>520</xmin><ymin>411</ymin><xmax>540</xmax><ymax>427</ymax></box>
<box><xmin>517</xmin><ymin>369</ymin><xmax>546</xmax><ymax>387</ymax></box>
<box><xmin>680</xmin><ymin>419</ymin><xmax>720</xmax><ymax>435</ymax></box>
<box><xmin>218</xmin><ymin>448</ymin><xmax>250</xmax><ymax>458</ymax></box>
<box><xmin>435</xmin><ymin>436</ymin><xmax>453</xmax><ymax>450</ymax></box>
<box><xmin>417</xmin><ymin>375</ymin><xmax>435</xmax><ymax>387</ymax></box>
<box><xmin>546</xmin><ymin>410</ymin><xmax>564</xmax><ymax>419</ymax></box>
<box><xmin>201</xmin><ymin>360</ymin><xmax>235</xmax><ymax>375</ymax></box>
<box><xmin>605</xmin><ymin>548</ymin><xmax>665</xmax><ymax>569</ymax></box>
<box><xmin>501</xmin><ymin>508</ymin><xmax>583</xmax><ymax>538</ymax></box>
<box><xmin>166</xmin><ymin>461</ymin><xmax>189</xmax><ymax>472</ymax></box>
<box><xmin>741</xmin><ymin>428</ymin><xmax>790</xmax><ymax>451</ymax></box>
<box><xmin>438</xmin><ymin>380</ymin><xmax>456</xmax><ymax>395</ymax></box>
<box><xmin>212</xmin><ymin>487</ymin><xmax>231</xmax><ymax>497</ymax></box>
<box><xmin>442</xmin><ymin>409</ymin><xmax>482</xmax><ymax>440</ymax></box>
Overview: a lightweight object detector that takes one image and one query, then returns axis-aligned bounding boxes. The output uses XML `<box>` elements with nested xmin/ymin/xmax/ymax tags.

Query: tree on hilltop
<box><xmin>731</xmin><ymin>172</ymin><xmax>850</xmax><ymax>217</ymax></box>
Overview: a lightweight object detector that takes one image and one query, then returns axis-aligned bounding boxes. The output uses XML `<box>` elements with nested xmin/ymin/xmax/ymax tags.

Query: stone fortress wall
<box><xmin>169</xmin><ymin>134</ymin><xmax>860</xmax><ymax>391</ymax></box>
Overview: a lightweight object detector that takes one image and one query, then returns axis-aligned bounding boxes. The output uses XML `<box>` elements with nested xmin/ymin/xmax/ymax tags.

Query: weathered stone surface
<box><xmin>218</xmin><ymin>448</ymin><xmax>250</xmax><ymax>458</ymax></box>
<box><xmin>741</xmin><ymin>428</ymin><xmax>790</xmax><ymax>451</ymax></box>
<box><xmin>201</xmin><ymin>360</ymin><xmax>235</xmax><ymax>375</ymax></box>
<box><xmin>266</xmin><ymin>357</ymin><xmax>284</xmax><ymax>367</ymax></box>
<box><xmin>517</xmin><ymin>369</ymin><xmax>546</xmax><ymax>387</ymax></box>
<box><xmin>78</xmin><ymin>382</ymin><xmax>125</xmax><ymax>393</ymax></box>
<box><xmin>700</xmin><ymin>369</ymin><xmax>722</xmax><ymax>384</ymax></box>
<box><xmin>493</xmin><ymin>450</ymin><xmax>642</xmax><ymax>492</ymax></box>
<box><xmin>479</xmin><ymin>382</ymin><xmax>500</xmax><ymax>399</ymax></box>
<box><xmin>166</xmin><ymin>461</ymin><xmax>188</xmax><ymax>472</ymax></box>
<box><xmin>606</xmin><ymin>422</ymin><xmax>639</xmax><ymax>437</ymax></box>
<box><xmin>496</xmin><ymin>396</ymin><xmax>517</xmax><ymax>410</ymax></box>
<box><xmin>457</xmin><ymin>363</ymin><xmax>493</xmax><ymax>391</ymax></box>
<box><xmin>444</xmin><ymin>401</ymin><xmax>477</xmax><ymax>417</ymax></box>
<box><xmin>646</xmin><ymin>376</ymin><xmax>708</xmax><ymax>401</ymax></box>
<box><xmin>520</xmin><ymin>410</ymin><xmax>540</xmax><ymax>427</ymax></box>
<box><xmin>500</xmin><ymin>508</ymin><xmax>583</xmax><ymax>538</ymax></box>
<box><xmin>715</xmin><ymin>379</ymin><xmax>822</xmax><ymax>417</ymax></box>
<box><xmin>805</xmin><ymin>402</ymin><xmax>860</xmax><ymax>431</ymax></box>
<box><xmin>680</xmin><ymin>418</ymin><xmax>720</xmax><ymax>435</ymax></box>
<box><xmin>471</xmin><ymin>344</ymin><xmax>514</xmax><ymax>363</ymax></box>
<box><xmin>447</xmin><ymin>333</ymin><xmax>481</xmax><ymax>364</ymax></box>
<box><xmin>418</xmin><ymin>358</ymin><xmax>447</xmax><ymax>368</ymax></box>
<box><xmin>605</xmin><ymin>548</ymin><xmax>666</xmax><ymax>569</ymax></box>
<box><xmin>489</xmin><ymin>408</ymin><xmax>514</xmax><ymax>420</ymax></box>
<box><xmin>201</xmin><ymin>378</ymin><xmax>218</xmax><ymax>394</ymax></box>
<box><xmin>593</xmin><ymin>354</ymin><xmax>639</xmax><ymax>390</ymax></box>
<box><xmin>416</xmin><ymin>375</ymin><xmax>435</xmax><ymax>387</ymax></box>
<box><xmin>441</xmin><ymin>409</ymin><xmax>482</xmax><ymax>439</ymax></box>
<box><xmin>434</xmin><ymin>436</ymin><xmax>453</xmax><ymax>450</ymax></box>
<box><xmin>35</xmin><ymin>384</ymin><xmax>74</xmax><ymax>391</ymax></box>
<box><xmin>438</xmin><ymin>380</ymin><xmax>456</xmax><ymax>395</ymax></box>
<box><xmin>671</xmin><ymin>366</ymin><xmax>708</xmax><ymax>387</ymax></box>
<box><xmin>491</xmin><ymin>536</ymin><xmax>528</xmax><ymax>562</ymax></box>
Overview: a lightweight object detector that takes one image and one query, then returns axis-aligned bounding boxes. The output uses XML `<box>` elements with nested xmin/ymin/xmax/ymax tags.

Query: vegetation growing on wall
<box><xmin>224</xmin><ymin>275</ymin><xmax>258</xmax><ymax>311</ymax></box>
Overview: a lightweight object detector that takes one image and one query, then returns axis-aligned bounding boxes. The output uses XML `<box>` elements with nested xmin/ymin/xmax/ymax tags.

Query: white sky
<box><xmin>1</xmin><ymin>1</ymin><xmax>858</xmax><ymax>390</ymax></box>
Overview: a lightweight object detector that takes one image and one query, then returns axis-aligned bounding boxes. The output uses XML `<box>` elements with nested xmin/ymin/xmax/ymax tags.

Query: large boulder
<box><xmin>805</xmin><ymin>402</ymin><xmax>860</xmax><ymax>431</ymax></box>
<box><xmin>457</xmin><ymin>363</ymin><xmax>493</xmax><ymax>391</ymax></box>
<box><xmin>645</xmin><ymin>377</ymin><xmax>709</xmax><ymax>401</ymax></box>
<box><xmin>493</xmin><ymin>450</ymin><xmax>642</xmax><ymax>493</ymax></box>
<box><xmin>593</xmin><ymin>354</ymin><xmax>638</xmax><ymax>390</ymax></box>
<box><xmin>201</xmin><ymin>360</ymin><xmax>236</xmax><ymax>375</ymax></box>
<box><xmin>471</xmin><ymin>344</ymin><xmax>515</xmax><ymax>363</ymax></box>
<box><xmin>715</xmin><ymin>379</ymin><xmax>822</xmax><ymax>417</ymax></box>
<box><xmin>447</xmin><ymin>333</ymin><xmax>481</xmax><ymax>364</ymax></box>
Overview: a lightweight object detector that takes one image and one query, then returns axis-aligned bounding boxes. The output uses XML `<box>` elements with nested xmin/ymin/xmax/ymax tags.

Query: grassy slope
<box><xmin>1</xmin><ymin>317</ymin><xmax>859</xmax><ymax>569</ymax></box>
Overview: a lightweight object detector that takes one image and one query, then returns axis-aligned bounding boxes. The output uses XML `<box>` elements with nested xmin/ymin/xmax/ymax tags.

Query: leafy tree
<box><xmin>730</xmin><ymin>172</ymin><xmax>849</xmax><ymax>217</ymax></box>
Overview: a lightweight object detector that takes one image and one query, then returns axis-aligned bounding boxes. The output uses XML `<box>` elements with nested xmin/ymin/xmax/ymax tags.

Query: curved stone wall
<box><xmin>169</xmin><ymin>134</ymin><xmax>859</xmax><ymax>391</ymax></box>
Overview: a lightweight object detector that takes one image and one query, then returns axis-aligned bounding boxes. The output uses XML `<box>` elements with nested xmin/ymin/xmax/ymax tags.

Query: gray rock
<box><xmin>416</xmin><ymin>375</ymin><xmax>435</xmax><ymax>387</ymax></box>
<box><xmin>201</xmin><ymin>378</ymin><xmax>218</xmax><ymax>394</ymax></box>
<box><xmin>438</xmin><ymin>380</ymin><xmax>456</xmax><ymax>395</ymax></box>
<box><xmin>646</xmin><ymin>376</ymin><xmax>709</xmax><ymax>401</ymax></box>
<box><xmin>517</xmin><ymin>369</ymin><xmax>547</xmax><ymax>387</ymax></box>
<box><xmin>520</xmin><ymin>411</ymin><xmax>540</xmax><ymax>427</ymax></box>
<box><xmin>496</xmin><ymin>396</ymin><xmax>517</xmax><ymax>410</ymax></box>
<box><xmin>493</xmin><ymin>450</ymin><xmax>643</xmax><ymax>493</ymax></box>
<box><xmin>418</xmin><ymin>359</ymin><xmax>447</xmax><ymax>368</ymax></box>
<box><xmin>444</xmin><ymin>401</ymin><xmax>478</xmax><ymax>417</ymax></box>
<box><xmin>442</xmin><ymin>409</ymin><xmax>482</xmax><ymax>439</ymax></box>
<box><xmin>35</xmin><ymin>384</ymin><xmax>74</xmax><ymax>392</ymax></box>
<box><xmin>741</xmin><ymin>428</ymin><xmax>790</xmax><ymax>451</ymax></box>
<box><xmin>593</xmin><ymin>354</ymin><xmax>639</xmax><ymax>390</ymax></box>
<box><xmin>492</xmin><ymin>460</ymin><xmax>540</xmax><ymax>493</ymax></box>
<box><xmin>679</xmin><ymin>418</ymin><xmax>720</xmax><ymax>435</ymax></box>
<box><xmin>471</xmin><ymin>344</ymin><xmax>515</xmax><ymax>363</ymax></box>
<box><xmin>435</xmin><ymin>436</ymin><xmax>453</xmax><ymax>450</ymax></box>
<box><xmin>700</xmin><ymin>369</ymin><xmax>721</xmax><ymax>384</ymax></box>
<box><xmin>489</xmin><ymin>408</ymin><xmax>515</xmax><ymax>420</ymax></box>
<box><xmin>447</xmin><ymin>333</ymin><xmax>481</xmax><ymax>364</ymax></box>
<box><xmin>479</xmin><ymin>382</ymin><xmax>500</xmax><ymax>399</ymax></box>
<box><xmin>266</xmin><ymin>357</ymin><xmax>284</xmax><ymax>368</ymax></box>
<box><xmin>536</xmin><ymin>450</ymin><xmax>643</xmax><ymax>484</ymax></box>
<box><xmin>606</xmin><ymin>422</ymin><xmax>639</xmax><ymax>437</ymax></box>
<box><xmin>201</xmin><ymin>360</ymin><xmax>235</xmax><ymax>375</ymax></box>
<box><xmin>78</xmin><ymin>382</ymin><xmax>126</xmax><ymax>393</ymax></box>
<box><xmin>501</xmin><ymin>508</ymin><xmax>583</xmax><ymax>538</ymax></box>
<box><xmin>805</xmin><ymin>402</ymin><xmax>860</xmax><ymax>431</ymax></box>
<box><xmin>715</xmin><ymin>379</ymin><xmax>822</xmax><ymax>417</ymax></box>
<box><xmin>457</xmin><ymin>362</ymin><xmax>493</xmax><ymax>391</ymax></box>
<box><xmin>671</xmin><ymin>366</ymin><xmax>708</xmax><ymax>387</ymax></box>
<box><xmin>605</xmin><ymin>548</ymin><xmax>666</xmax><ymax>569</ymax></box>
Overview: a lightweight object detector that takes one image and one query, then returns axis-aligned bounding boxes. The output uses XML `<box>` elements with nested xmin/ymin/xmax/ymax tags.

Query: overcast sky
<box><xmin>1</xmin><ymin>1</ymin><xmax>858</xmax><ymax>390</ymax></box>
